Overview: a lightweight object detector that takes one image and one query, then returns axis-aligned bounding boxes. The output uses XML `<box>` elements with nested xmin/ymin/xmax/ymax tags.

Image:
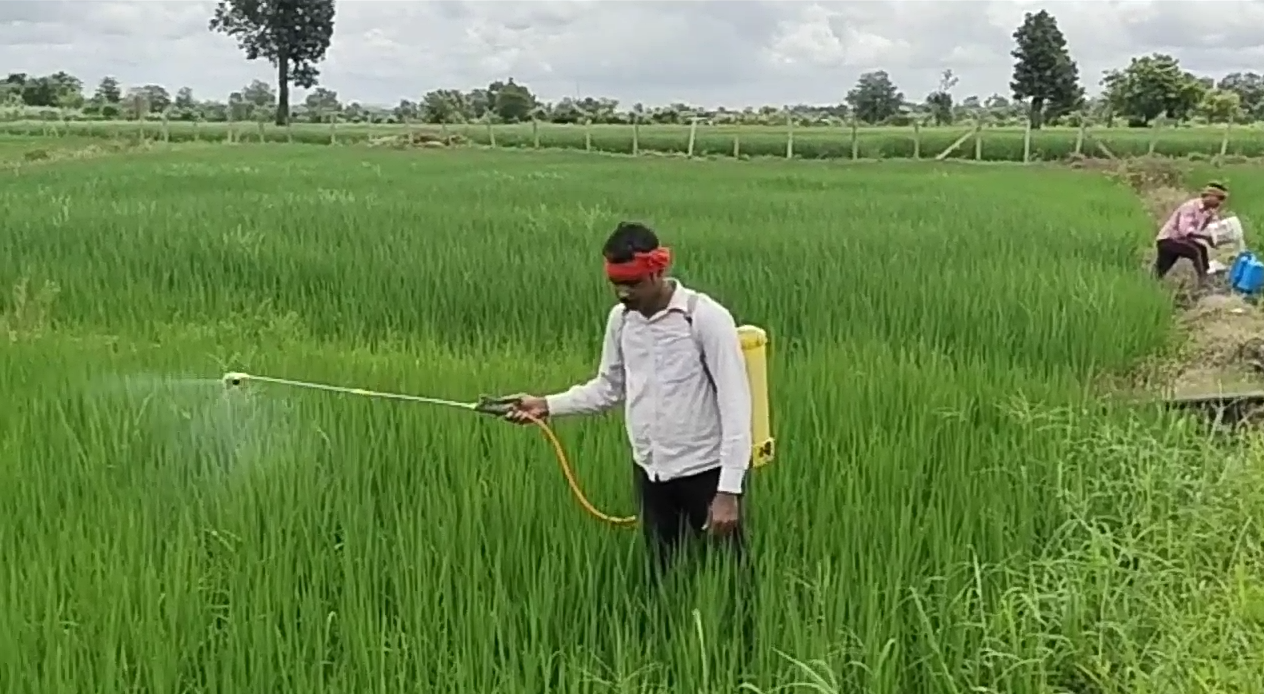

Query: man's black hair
<box><xmin>602</xmin><ymin>222</ymin><xmax>659</xmax><ymax>263</ymax></box>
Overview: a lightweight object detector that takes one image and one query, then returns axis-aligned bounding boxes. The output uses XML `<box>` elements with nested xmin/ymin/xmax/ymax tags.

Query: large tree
<box><xmin>93</xmin><ymin>77</ymin><xmax>122</xmax><ymax>105</ymax></box>
<box><xmin>1101</xmin><ymin>54</ymin><xmax>1207</xmax><ymax>126</ymax></box>
<box><xmin>1010</xmin><ymin>9</ymin><xmax>1083</xmax><ymax>128</ymax></box>
<box><xmin>420</xmin><ymin>89</ymin><xmax>467</xmax><ymax>124</ymax></box>
<box><xmin>137</xmin><ymin>85</ymin><xmax>171</xmax><ymax>113</ymax></box>
<box><xmin>487</xmin><ymin>78</ymin><xmax>536</xmax><ymax>122</ymax></box>
<box><xmin>209</xmin><ymin>0</ymin><xmax>336</xmax><ymax>126</ymax></box>
<box><xmin>846</xmin><ymin>70</ymin><xmax>904</xmax><ymax>124</ymax></box>
<box><xmin>1217</xmin><ymin>72</ymin><xmax>1264</xmax><ymax>120</ymax></box>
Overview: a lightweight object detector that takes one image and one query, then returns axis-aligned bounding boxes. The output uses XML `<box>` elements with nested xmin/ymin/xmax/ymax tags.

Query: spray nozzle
<box><xmin>222</xmin><ymin>372</ymin><xmax>249</xmax><ymax>388</ymax></box>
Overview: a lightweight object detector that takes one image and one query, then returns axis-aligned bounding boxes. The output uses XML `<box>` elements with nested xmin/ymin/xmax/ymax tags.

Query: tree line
<box><xmin>5</xmin><ymin>3</ymin><xmax>1262</xmax><ymax>129</ymax></box>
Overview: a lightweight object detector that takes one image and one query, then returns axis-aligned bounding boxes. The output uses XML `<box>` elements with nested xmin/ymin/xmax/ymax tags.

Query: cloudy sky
<box><xmin>4</xmin><ymin>1</ymin><xmax>1263</xmax><ymax>108</ymax></box>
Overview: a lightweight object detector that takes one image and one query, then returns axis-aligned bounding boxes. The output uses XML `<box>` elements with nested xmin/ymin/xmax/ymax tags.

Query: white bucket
<box><xmin>1208</xmin><ymin>216</ymin><xmax>1245</xmax><ymax>248</ymax></box>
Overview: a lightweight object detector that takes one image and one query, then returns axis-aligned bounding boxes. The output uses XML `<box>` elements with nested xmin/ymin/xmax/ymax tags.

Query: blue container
<box><xmin>1234</xmin><ymin>258</ymin><xmax>1264</xmax><ymax>296</ymax></box>
<box><xmin>1231</xmin><ymin>252</ymin><xmax>1255</xmax><ymax>286</ymax></box>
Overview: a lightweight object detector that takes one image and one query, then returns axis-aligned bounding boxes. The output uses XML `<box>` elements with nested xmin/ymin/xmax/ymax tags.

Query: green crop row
<box><xmin>3</xmin><ymin>148</ymin><xmax>1262</xmax><ymax>692</ymax></box>
<box><xmin>5</xmin><ymin>118</ymin><xmax>1262</xmax><ymax>161</ymax></box>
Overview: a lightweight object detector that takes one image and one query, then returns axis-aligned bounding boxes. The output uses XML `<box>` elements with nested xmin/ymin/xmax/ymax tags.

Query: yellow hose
<box><xmin>522</xmin><ymin>412</ymin><xmax>637</xmax><ymax>527</ymax></box>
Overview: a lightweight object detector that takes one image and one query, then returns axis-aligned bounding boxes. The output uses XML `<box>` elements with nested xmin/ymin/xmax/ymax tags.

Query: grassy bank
<box><xmin>3</xmin><ymin>147</ymin><xmax>1263</xmax><ymax>692</ymax></box>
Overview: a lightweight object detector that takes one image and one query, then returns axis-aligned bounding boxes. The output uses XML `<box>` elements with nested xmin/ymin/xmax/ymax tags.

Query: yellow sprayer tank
<box><xmin>737</xmin><ymin>325</ymin><xmax>774</xmax><ymax>467</ymax></box>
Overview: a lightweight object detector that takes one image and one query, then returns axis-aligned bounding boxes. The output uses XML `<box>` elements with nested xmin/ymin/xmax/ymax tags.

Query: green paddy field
<box><xmin>3</xmin><ymin>140</ymin><xmax>1264</xmax><ymax>693</ymax></box>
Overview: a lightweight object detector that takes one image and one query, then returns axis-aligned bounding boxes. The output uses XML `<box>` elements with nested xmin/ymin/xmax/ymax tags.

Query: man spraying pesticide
<box><xmin>495</xmin><ymin>222</ymin><xmax>772</xmax><ymax>578</ymax></box>
<box><xmin>219</xmin><ymin>221</ymin><xmax>775</xmax><ymax>579</ymax></box>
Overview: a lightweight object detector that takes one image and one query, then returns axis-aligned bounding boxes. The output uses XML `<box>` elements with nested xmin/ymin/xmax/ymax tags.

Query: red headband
<box><xmin>605</xmin><ymin>247</ymin><xmax>672</xmax><ymax>283</ymax></box>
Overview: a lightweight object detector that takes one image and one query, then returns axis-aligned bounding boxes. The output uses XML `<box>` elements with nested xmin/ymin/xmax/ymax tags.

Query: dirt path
<box><xmin>1110</xmin><ymin>158</ymin><xmax>1264</xmax><ymax>397</ymax></box>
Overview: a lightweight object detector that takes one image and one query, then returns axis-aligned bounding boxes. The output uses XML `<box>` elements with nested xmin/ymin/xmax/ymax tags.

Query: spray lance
<box><xmin>220</xmin><ymin>372</ymin><xmax>636</xmax><ymax>526</ymax></box>
<box><xmin>218</xmin><ymin>327</ymin><xmax>776</xmax><ymax>525</ymax></box>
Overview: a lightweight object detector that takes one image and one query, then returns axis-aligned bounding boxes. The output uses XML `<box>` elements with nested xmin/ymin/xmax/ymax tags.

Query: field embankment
<box><xmin>3</xmin><ymin>146</ymin><xmax>1263</xmax><ymax>693</ymax></box>
<box><xmin>1099</xmin><ymin>156</ymin><xmax>1264</xmax><ymax>399</ymax></box>
<box><xmin>7</xmin><ymin>118</ymin><xmax>1264</xmax><ymax>162</ymax></box>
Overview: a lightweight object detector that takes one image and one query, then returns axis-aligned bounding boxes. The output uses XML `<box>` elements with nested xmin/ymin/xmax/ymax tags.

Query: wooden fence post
<box><xmin>1022</xmin><ymin>118</ymin><xmax>1032</xmax><ymax>163</ymax></box>
<box><xmin>785</xmin><ymin>109</ymin><xmax>794</xmax><ymax>159</ymax></box>
<box><xmin>1218</xmin><ymin>121</ymin><xmax>1232</xmax><ymax>164</ymax></box>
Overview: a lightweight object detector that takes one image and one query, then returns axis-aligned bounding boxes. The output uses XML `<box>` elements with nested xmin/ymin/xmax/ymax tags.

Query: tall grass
<box><xmin>2</xmin><ymin>147</ymin><xmax>1263</xmax><ymax>692</ymax></box>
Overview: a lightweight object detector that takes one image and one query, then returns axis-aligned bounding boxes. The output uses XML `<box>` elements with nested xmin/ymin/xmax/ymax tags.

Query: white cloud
<box><xmin>1</xmin><ymin>0</ymin><xmax>1262</xmax><ymax>108</ymax></box>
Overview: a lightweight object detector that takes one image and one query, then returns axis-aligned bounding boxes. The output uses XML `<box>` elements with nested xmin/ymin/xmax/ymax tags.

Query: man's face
<box><xmin>610</xmin><ymin>273</ymin><xmax>660</xmax><ymax>313</ymax></box>
<box><xmin>1202</xmin><ymin>192</ymin><xmax>1225</xmax><ymax>209</ymax></box>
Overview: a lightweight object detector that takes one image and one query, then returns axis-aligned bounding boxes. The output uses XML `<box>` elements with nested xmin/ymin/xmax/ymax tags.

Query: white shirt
<box><xmin>545</xmin><ymin>281</ymin><xmax>753</xmax><ymax>495</ymax></box>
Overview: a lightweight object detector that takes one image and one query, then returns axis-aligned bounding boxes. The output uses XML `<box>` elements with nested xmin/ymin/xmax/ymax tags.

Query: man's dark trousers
<box><xmin>633</xmin><ymin>464</ymin><xmax>755</xmax><ymax>666</ymax></box>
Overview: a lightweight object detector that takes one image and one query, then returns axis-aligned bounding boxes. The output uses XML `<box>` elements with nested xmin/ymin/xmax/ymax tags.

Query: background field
<box><xmin>7</xmin><ymin>118</ymin><xmax>1263</xmax><ymax>162</ymax></box>
<box><xmin>4</xmin><ymin>144</ymin><xmax>1264</xmax><ymax>693</ymax></box>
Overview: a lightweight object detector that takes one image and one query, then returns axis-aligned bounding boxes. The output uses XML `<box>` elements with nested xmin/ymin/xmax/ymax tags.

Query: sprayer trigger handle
<box><xmin>475</xmin><ymin>394</ymin><xmax>516</xmax><ymax>416</ymax></box>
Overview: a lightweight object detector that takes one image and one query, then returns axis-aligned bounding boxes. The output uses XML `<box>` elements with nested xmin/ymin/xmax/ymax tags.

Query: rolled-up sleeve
<box><xmin>695</xmin><ymin>302</ymin><xmax>753</xmax><ymax>494</ymax></box>
<box><xmin>545</xmin><ymin>306</ymin><xmax>626</xmax><ymax>417</ymax></box>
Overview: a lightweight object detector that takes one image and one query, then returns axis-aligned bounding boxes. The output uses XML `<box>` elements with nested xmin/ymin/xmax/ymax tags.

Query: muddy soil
<box><xmin>1106</xmin><ymin>157</ymin><xmax>1264</xmax><ymax>398</ymax></box>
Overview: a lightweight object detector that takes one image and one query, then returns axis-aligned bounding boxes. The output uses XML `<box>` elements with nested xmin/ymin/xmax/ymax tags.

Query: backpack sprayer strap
<box><xmin>619</xmin><ymin>291</ymin><xmax>715</xmax><ymax>390</ymax></box>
